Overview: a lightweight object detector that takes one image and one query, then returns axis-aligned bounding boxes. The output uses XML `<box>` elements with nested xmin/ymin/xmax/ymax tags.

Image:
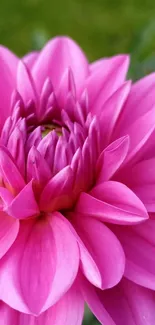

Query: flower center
<box><xmin>41</xmin><ymin>123</ymin><xmax>62</xmax><ymax>138</ymax></box>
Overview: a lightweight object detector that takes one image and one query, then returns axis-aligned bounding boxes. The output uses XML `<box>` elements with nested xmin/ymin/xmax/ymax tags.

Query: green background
<box><xmin>1</xmin><ymin>0</ymin><xmax>155</xmax><ymax>323</ymax></box>
<box><xmin>1</xmin><ymin>0</ymin><xmax>155</xmax><ymax>80</ymax></box>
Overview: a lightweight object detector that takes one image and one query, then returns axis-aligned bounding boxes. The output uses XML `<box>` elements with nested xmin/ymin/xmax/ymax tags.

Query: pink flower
<box><xmin>0</xmin><ymin>36</ymin><xmax>154</xmax><ymax>324</ymax></box>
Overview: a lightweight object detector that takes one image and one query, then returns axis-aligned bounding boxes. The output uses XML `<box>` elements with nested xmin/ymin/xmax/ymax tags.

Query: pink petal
<box><xmin>132</xmin><ymin>184</ymin><xmax>155</xmax><ymax>212</ymax></box>
<box><xmin>57</xmin><ymin>68</ymin><xmax>76</xmax><ymax>108</ymax></box>
<box><xmin>78</xmin><ymin>240</ymin><xmax>102</xmax><ymax>288</ymax></box>
<box><xmin>17</xmin><ymin>61</ymin><xmax>38</xmax><ymax>105</ymax></box>
<box><xmin>0</xmin><ymin>302</ymin><xmax>18</xmax><ymax>324</ymax></box>
<box><xmin>52</xmin><ymin>136</ymin><xmax>68</xmax><ymax>174</ymax></box>
<box><xmin>32</xmin><ymin>36</ymin><xmax>89</xmax><ymax>94</ymax></box>
<box><xmin>0</xmin><ymin>213</ymin><xmax>79</xmax><ymax>314</ymax></box>
<box><xmin>0</xmin><ymin>283</ymin><xmax>84</xmax><ymax>325</ymax></box>
<box><xmin>26</xmin><ymin>127</ymin><xmax>42</xmax><ymax>153</ymax></box>
<box><xmin>0</xmin><ymin>219</ymin><xmax>35</xmax><ymax>314</ymax></box>
<box><xmin>73</xmin><ymin>214</ymin><xmax>125</xmax><ymax>289</ymax></box>
<box><xmin>23</xmin><ymin>51</ymin><xmax>39</xmax><ymax>70</ymax></box>
<box><xmin>112</xmin><ymin>220</ymin><xmax>155</xmax><ymax>290</ymax></box>
<box><xmin>41</xmin><ymin>213</ymin><xmax>79</xmax><ymax>312</ymax></box>
<box><xmin>37</xmin><ymin>130</ymin><xmax>58</xmax><ymax>167</ymax></box>
<box><xmin>37</xmin><ymin>78</ymin><xmax>54</xmax><ymax>120</ymax></box>
<box><xmin>67</xmin><ymin>215</ymin><xmax>102</xmax><ymax>288</ymax></box>
<box><xmin>39</xmin><ymin>282</ymin><xmax>84</xmax><ymax>325</ymax></box>
<box><xmin>99</xmin><ymin>81</ymin><xmax>131</xmax><ymax>145</ymax></box>
<box><xmin>39</xmin><ymin>166</ymin><xmax>74</xmax><ymax>211</ymax></box>
<box><xmin>20</xmin><ymin>217</ymin><xmax>57</xmax><ymax>314</ymax></box>
<box><xmin>86</xmin><ymin>55</ymin><xmax>129</xmax><ymax>113</ymax></box>
<box><xmin>76</xmin><ymin>181</ymin><xmax>148</xmax><ymax>224</ymax></box>
<box><xmin>0</xmin><ymin>45</ymin><xmax>18</xmax><ymax>76</ymax></box>
<box><xmin>96</xmin><ymin>136</ymin><xmax>129</xmax><ymax>183</ymax></box>
<box><xmin>0</xmin><ymin>211</ymin><xmax>19</xmax><ymax>258</ymax></box>
<box><xmin>90</xmin><ymin>58</ymin><xmax>107</xmax><ymax>72</ymax></box>
<box><xmin>116</xmin><ymin>72</ymin><xmax>155</xmax><ymax>133</ymax></box>
<box><xmin>0</xmin><ymin>187</ymin><xmax>14</xmax><ymax>207</ymax></box>
<box><xmin>81</xmin><ymin>277</ymin><xmax>115</xmax><ymax>325</ymax></box>
<box><xmin>7</xmin><ymin>126</ymin><xmax>25</xmax><ymax>177</ymax></box>
<box><xmin>6</xmin><ymin>181</ymin><xmax>40</xmax><ymax>219</ymax></box>
<box><xmin>126</xmin><ymin>158</ymin><xmax>155</xmax><ymax>187</ymax></box>
<box><xmin>1</xmin><ymin>116</ymin><xmax>14</xmax><ymax>146</ymax></box>
<box><xmin>0</xmin><ymin>47</ymin><xmax>18</xmax><ymax>129</ymax></box>
<box><xmin>0</xmin><ymin>146</ymin><xmax>25</xmax><ymax>194</ymax></box>
<box><xmin>27</xmin><ymin>146</ymin><xmax>52</xmax><ymax>188</ymax></box>
<box><xmin>125</xmin><ymin>158</ymin><xmax>155</xmax><ymax>212</ymax></box>
<box><xmin>114</xmin><ymin>106</ymin><xmax>155</xmax><ymax>164</ymax></box>
<box><xmin>96</xmin><ymin>278</ymin><xmax>155</xmax><ymax>325</ymax></box>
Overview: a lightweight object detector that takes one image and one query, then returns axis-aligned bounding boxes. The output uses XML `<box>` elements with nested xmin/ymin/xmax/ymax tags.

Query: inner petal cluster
<box><xmin>0</xmin><ymin>68</ymin><xmax>101</xmax><ymax>218</ymax></box>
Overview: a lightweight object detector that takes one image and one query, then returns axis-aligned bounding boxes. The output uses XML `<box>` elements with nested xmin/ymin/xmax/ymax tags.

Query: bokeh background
<box><xmin>1</xmin><ymin>0</ymin><xmax>155</xmax><ymax>323</ymax></box>
<box><xmin>1</xmin><ymin>0</ymin><xmax>155</xmax><ymax>80</ymax></box>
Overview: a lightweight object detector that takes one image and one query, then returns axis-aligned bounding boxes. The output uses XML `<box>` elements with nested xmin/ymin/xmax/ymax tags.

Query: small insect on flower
<box><xmin>0</xmin><ymin>37</ymin><xmax>154</xmax><ymax>324</ymax></box>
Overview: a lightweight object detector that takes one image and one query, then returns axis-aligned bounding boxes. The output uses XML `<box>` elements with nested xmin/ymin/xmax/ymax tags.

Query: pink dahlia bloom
<box><xmin>0</xmin><ymin>36</ymin><xmax>154</xmax><ymax>324</ymax></box>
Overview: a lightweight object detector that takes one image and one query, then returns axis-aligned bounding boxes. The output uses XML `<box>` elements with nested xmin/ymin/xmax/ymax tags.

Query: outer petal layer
<box><xmin>0</xmin><ymin>283</ymin><xmax>84</xmax><ymax>325</ymax></box>
<box><xmin>81</xmin><ymin>278</ymin><xmax>115</xmax><ymax>325</ymax></box>
<box><xmin>87</xmin><ymin>278</ymin><xmax>155</xmax><ymax>325</ymax></box>
<box><xmin>112</xmin><ymin>220</ymin><xmax>155</xmax><ymax>290</ymax></box>
<box><xmin>32</xmin><ymin>36</ymin><xmax>89</xmax><ymax>94</ymax></box>
<box><xmin>126</xmin><ymin>158</ymin><xmax>155</xmax><ymax>212</ymax></box>
<box><xmin>0</xmin><ymin>213</ymin><xmax>79</xmax><ymax>314</ymax></box>
<box><xmin>0</xmin><ymin>46</ymin><xmax>18</xmax><ymax>129</ymax></box>
<box><xmin>76</xmin><ymin>181</ymin><xmax>148</xmax><ymax>224</ymax></box>
<box><xmin>73</xmin><ymin>215</ymin><xmax>125</xmax><ymax>289</ymax></box>
<box><xmin>116</xmin><ymin>73</ymin><xmax>155</xmax><ymax>132</ymax></box>
<box><xmin>0</xmin><ymin>211</ymin><xmax>19</xmax><ymax>258</ymax></box>
<box><xmin>87</xmin><ymin>55</ymin><xmax>129</xmax><ymax>114</ymax></box>
<box><xmin>96</xmin><ymin>136</ymin><xmax>129</xmax><ymax>183</ymax></box>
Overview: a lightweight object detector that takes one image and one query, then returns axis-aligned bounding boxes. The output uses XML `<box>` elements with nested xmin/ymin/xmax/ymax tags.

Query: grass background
<box><xmin>1</xmin><ymin>0</ymin><xmax>155</xmax><ymax>323</ymax></box>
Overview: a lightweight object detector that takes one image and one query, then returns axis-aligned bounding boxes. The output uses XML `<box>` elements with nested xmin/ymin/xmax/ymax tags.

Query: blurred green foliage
<box><xmin>1</xmin><ymin>0</ymin><xmax>155</xmax><ymax>323</ymax></box>
<box><xmin>1</xmin><ymin>0</ymin><xmax>155</xmax><ymax>80</ymax></box>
